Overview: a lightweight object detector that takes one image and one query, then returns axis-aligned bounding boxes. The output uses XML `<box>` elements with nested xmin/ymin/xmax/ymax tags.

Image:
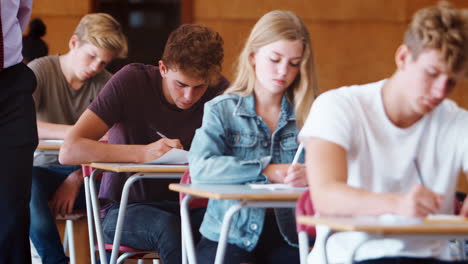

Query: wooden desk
<box><xmin>169</xmin><ymin>183</ymin><xmax>305</xmax><ymax>264</ymax></box>
<box><xmin>296</xmin><ymin>216</ymin><xmax>468</xmax><ymax>264</ymax></box>
<box><xmin>85</xmin><ymin>163</ymin><xmax>187</xmax><ymax>264</ymax></box>
<box><xmin>34</xmin><ymin>139</ymin><xmax>63</xmax><ymax>160</ymax></box>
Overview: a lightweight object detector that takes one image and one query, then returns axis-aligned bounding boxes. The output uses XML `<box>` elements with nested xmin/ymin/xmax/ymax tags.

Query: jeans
<box><xmin>29</xmin><ymin>165</ymin><xmax>84</xmax><ymax>264</ymax></box>
<box><xmin>102</xmin><ymin>201</ymin><xmax>206</xmax><ymax>264</ymax></box>
<box><xmin>357</xmin><ymin>257</ymin><xmax>468</xmax><ymax>264</ymax></box>
<box><xmin>196</xmin><ymin>214</ymin><xmax>300</xmax><ymax>264</ymax></box>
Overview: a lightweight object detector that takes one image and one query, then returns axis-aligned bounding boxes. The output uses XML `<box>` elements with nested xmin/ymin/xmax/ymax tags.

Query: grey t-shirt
<box><xmin>29</xmin><ymin>54</ymin><xmax>112</xmax><ymax>125</ymax></box>
<box><xmin>29</xmin><ymin>55</ymin><xmax>111</xmax><ymax>164</ymax></box>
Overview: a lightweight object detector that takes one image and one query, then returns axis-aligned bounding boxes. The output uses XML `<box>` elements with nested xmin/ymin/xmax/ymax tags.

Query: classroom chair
<box><xmin>82</xmin><ymin>165</ymin><xmax>161</xmax><ymax>264</ymax></box>
<box><xmin>295</xmin><ymin>189</ymin><xmax>316</xmax><ymax>264</ymax></box>
<box><xmin>55</xmin><ymin>210</ymin><xmax>86</xmax><ymax>264</ymax></box>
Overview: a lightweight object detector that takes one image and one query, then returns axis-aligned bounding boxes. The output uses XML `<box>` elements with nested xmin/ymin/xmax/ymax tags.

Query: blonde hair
<box><xmin>225</xmin><ymin>10</ymin><xmax>318</xmax><ymax>128</ymax></box>
<box><xmin>74</xmin><ymin>13</ymin><xmax>128</xmax><ymax>58</ymax></box>
<box><xmin>404</xmin><ymin>1</ymin><xmax>468</xmax><ymax>74</ymax></box>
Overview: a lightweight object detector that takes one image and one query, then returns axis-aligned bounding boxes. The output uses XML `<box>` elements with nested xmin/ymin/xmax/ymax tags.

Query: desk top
<box><xmin>88</xmin><ymin>162</ymin><xmax>188</xmax><ymax>173</ymax></box>
<box><xmin>169</xmin><ymin>183</ymin><xmax>304</xmax><ymax>200</ymax></box>
<box><xmin>297</xmin><ymin>216</ymin><xmax>468</xmax><ymax>234</ymax></box>
<box><xmin>37</xmin><ymin>139</ymin><xmax>63</xmax><ymax>150</ymax></box>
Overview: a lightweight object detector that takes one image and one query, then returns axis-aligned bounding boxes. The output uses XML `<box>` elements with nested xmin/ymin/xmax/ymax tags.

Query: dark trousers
<box><xmin>102</xmin><ymin>201</ymin><xmax>206</xmax><ymax>264</ymax></box>
<box><xmin>196</xmin><ymin>214</ymin><xmax>300</xmax><ymax>264</ymax></box>
<box><xmin>357</xmin><ymin>257</ymin><xmax>468</xmax><ymax>264</ymax></box>
<box><xmin>0</xmin><ymin>63</ymin><xmax>38</xmax><ymax>264</ymax></box>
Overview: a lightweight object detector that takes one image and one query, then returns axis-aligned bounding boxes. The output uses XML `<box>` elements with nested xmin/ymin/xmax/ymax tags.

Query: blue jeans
<box><xmin>196</xmin><ymin>214</ymin><xmax>299</xmax><ymax>264</ymax></box>
<box><xmin>29</xmin><ymin>165</ymin><xmax>84</xmax><ymax>264</ymax></box>
<box><xmin>102</xmin><ymin>201</ymin><xmax>206</xmax><ymax>264</ymax></box>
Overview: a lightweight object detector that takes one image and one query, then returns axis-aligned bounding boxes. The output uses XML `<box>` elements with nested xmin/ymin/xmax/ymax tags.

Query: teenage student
<box><xmin>189</xmin><ymin>10</ymin><xmax>318</xmax><ymax>264</ymax></box>
<box><xmin>59</xmin><ymin>24</ymin><xmax>229</xmax><ymax>264</ymax></box>
<box><xmin>29</xmin><ymin>13</ymin><xmax>127</xmax><ymax>264</ymax></box>
<box><xmin>0</xmin><ymin>1</ymin><xmax>36</xmax><ymax>263</ymax></box>
<box><xmin>300</xmin><ymin>2</ymin><xmax>468</xmax><ymax>264</ymax></box>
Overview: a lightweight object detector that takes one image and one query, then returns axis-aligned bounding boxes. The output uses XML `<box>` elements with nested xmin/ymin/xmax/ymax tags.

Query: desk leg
<box><xmin>109</xmin><ymin>174</ymin><xmax>141</xmax><ymax>264</ymax></box>
<box><xmin>347</xmin><ymin>236</ymin><xmax>374</xmax><ymax>264</ymax></box>
<box><xmin>181</xmin><ymin>195</ymin><xmax>196</xmax><ymax>264</ymax></box>
<box><xmin>90</xmin><ymin>169</ymin><xmax>108</xmax><ymax>264</ymax></box>
<box><xmin>84</xmin><ymin>177</ymin><xmax>96</xmax><ymax>264</ymax></box>
<box><xmin>318</xmin><ymin>227</ymin><xmax>334</xmax><ymax>264</ymax></box>
<box><xmin>214</xmin><ymin>202</ymin><xmax>245</xmax><ymax>264</ymax></box>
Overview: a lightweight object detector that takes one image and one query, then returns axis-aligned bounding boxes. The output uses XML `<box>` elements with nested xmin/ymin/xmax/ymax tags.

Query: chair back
<box><xmin>295</xmin><ymin>189</ymin><xmax>316</xmax><ymax>236</ymax></box>
<box><xmin>179</xmin><ymin>170</ymin><xmax>208</xmax><ymax>208</ymax></box>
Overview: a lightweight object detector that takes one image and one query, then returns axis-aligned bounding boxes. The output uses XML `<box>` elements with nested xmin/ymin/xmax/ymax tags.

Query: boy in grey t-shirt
<box><xmin>28</xmin><ymin>13</ymin><xmax>127</xmax><ymax>264</ymax></box>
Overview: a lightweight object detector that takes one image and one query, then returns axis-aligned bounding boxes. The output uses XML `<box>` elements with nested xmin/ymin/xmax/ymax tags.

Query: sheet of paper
<box><xmin>248</xmin><ymin>183</ymin><xmax>308</xmax><ymax>191</ymax></box>
<box><xmin>145</xmin><ymin>148</ymin><xmax>188</xmax><ymax>165</ymax></box>
<box><xmin>377</xmin><ymin>214</ymin><xmax>422</xmax><ymax>225</ymax></box>
<box><xmin>424</xmin><ymin>214</ymin><xmax>468</xmax><ymax>223</ymax></box>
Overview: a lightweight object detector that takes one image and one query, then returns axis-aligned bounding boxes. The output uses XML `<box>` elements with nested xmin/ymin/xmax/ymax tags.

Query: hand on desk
<box><xmin>396</xmin><ymin>185</ymin><xmax>443</xmax><ymax>218</ymax></box>
<box><xmin>141</xmin><ymin>138</ymin><xmax>183</xmax><ymax>163</ymax></box>
<box><xmin>49</xmin><ymin>168</ymin><xmax>84</xmax><ymax>216</ymax></box>
<box><xmin>264</xmin><ymin>163</ymin><xmax>307</xmax><ymax>187</ymax></box>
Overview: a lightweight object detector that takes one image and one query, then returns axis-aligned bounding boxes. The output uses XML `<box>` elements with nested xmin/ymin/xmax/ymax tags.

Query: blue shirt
<box><xmin>189</xmin><ymin>93</ymin><xmax>302</xmax><ymax>251</ymax></box>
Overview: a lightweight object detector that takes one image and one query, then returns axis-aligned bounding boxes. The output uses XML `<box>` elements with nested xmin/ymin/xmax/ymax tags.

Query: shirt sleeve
<box><xmin>18</xmin><ymin>0</ymin><xmax>32</xmax><ymax>32</ymax></box>
<box><xmin>189</xmin><ymin>100</ymin><xmax>268</xmax><ymax>184</ymax></box>
<box><xmin>299</xmin><ymin>89</ymin><xmax>356</xmax><ymax>152</ymax></box>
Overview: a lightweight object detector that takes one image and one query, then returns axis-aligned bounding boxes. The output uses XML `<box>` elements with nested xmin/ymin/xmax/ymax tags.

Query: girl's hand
<box><xmin>284</xmin><ymin>164</ymin><xmax>307</xmax><ymax>187</ymax></box>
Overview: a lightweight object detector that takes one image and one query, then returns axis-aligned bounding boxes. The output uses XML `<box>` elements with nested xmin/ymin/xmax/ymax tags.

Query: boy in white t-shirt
<box><xmin>300</xmin><ymin>2</ymin><xmax>468</xmax><ymax>264</ymax></box>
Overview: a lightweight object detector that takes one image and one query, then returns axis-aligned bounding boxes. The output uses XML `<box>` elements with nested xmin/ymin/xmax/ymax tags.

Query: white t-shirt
<box><xmin>299</xmin><ymin>79</ymin><xmax>468</xmax><ymax>263</ymax></box>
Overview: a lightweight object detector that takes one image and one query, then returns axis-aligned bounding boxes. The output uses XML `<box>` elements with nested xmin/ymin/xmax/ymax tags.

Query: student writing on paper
<box><xmin>300</xmin><ymin>2</ymin><xmax>468</xmax><ymax>264</ymax></box>
<box><xmin>59</xmin><ymin>24</ymin><xmax>229</xmax><ymax>264</ymax></box>
<box><xmin>189</xmin><ymin>11</ymin><xmax>318</xmax><ymax>264</ymax></box>
<box><xmin>28</xmin><ymin>14</ymin><xmax>127</xmax><ymax>264</ymax></box>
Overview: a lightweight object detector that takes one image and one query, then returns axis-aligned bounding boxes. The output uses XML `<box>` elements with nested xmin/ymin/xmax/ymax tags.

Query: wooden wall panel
<box><xmin>30</xmin><ymin>1</ymin><xmax>91</xmax><ymax>56</ymax></box>
<box><xmin>309</xmin><ymin>22</ymin><xmax>404</xmax><ymax>91</ymax></box>
<box><xmin>195</xmin><ymin>0</ymin><xmax>407</xmax><ymax>21</ymax></box>
<box><xmin>32</xmin><ymin>0</ymin><xmax>91</xmax><ymax>16</ymax></box>
<box><xmin>34</xmin><ymin>16</ymin><xmax>82</xmax><ymax>55</ymax></box>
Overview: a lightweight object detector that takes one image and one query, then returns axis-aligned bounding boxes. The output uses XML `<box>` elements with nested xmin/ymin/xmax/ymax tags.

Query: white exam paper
<box><xmin>248</xmin><ymin>183</ymin><xmax>308</xmax><ymax>191</ymax></box>
<box><xmin>145</xmin><ymin>148</ymin><xmax>188</xmax><ymax>165</ymax></box>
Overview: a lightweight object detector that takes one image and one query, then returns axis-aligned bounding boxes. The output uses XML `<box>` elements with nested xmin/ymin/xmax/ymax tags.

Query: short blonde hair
<box><xmin>225</xmin><ymin>10</ymin><xmax>318</xmax><ymax>128</ymax></box>
<box><xmin>74</xmin><ymin>13</ymin><xmax>128</xmax><ymax>58</ymax></box>
<box><xmin>404</xmin><ymin>1</ymin><xmax>468</xmax><ymax>74</ymax></box>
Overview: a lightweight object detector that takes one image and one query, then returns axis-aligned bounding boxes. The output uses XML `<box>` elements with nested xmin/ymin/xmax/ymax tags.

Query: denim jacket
<box><xmin>189</xmin><ymin>93</ymin><xmax>303</xmax><ymax>251</ymax></box>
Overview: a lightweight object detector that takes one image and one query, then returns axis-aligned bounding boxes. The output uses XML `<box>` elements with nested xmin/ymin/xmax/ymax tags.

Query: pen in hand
<box><xmin>283</xmin><ymin>142</ymin><xmax>305</xmax><ymax>186</ymax></box>
<box><xmin>292</xmin><ymin>142</ymin><xmax>304</xmax><ymax>165</ymax></box>
<box><xmin>156</xmin><ymin>131</ymin><xmax>167</xmax><ymax>139</ymax></box>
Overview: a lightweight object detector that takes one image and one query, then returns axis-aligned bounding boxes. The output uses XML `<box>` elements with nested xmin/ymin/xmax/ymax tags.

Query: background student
<box><xmin>0</xmin><ymin>1</ymin><xmax>37</xmax><ymax>263</ymax></box>
<box><xmin>22</xmin><ymin>17</ymin><xmax>48</xmax><ymax>64</ymax></box>
<box><xmin>28</xmin><ymin>13</ymin><xmax>127</xmax><ymax>264</ymax></box>
<box><xmin>59</xmin><ymin>24</ymin><xmax>229</xmax><ymax>264</ymax></box>
<box><xmin>300</xmin><ymin>2</ymin><xmax>468</xmax><ymax>264</ymax></box>
<box><xmin>189</xmin><ymin>10</ymin><xmax>318</xmax><ymax>264</ymax></box>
